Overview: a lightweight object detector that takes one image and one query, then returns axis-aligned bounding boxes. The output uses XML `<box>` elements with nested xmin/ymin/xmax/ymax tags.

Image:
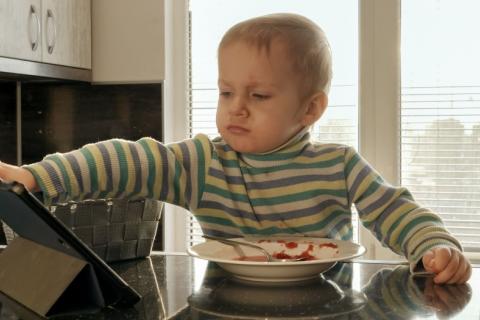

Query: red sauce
<box><xmin>258</xmin><ymin>240</ymin><xmax>274</xmax><ymax>244</ymax></box>
<box><xmin>272</xmin><ymin>252</ymin><xmax>292</xmax><ymax>259</ymax></box>
<box><xmin>272</xmin><ymin>243</ymin><xmax>317</xmax><ymax>261</ymax></box>
<box><xmin>285</xmin><ymin>241</ymin><xmax>298</xmax><ymax>249</ymax></box>
<box><xmin>319</xmin><ymin>242</ymin><xmax>338</xmax><ymax>249</ymax></box>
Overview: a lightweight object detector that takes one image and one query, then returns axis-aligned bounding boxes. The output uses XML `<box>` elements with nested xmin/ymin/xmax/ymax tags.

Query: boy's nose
<box><xmin>229</xmin><ymin>96</ymin><xmax>248</xmax><ymax>116</ymax></box>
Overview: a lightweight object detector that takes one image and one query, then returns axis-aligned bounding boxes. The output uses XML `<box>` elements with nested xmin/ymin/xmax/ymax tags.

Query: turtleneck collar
<box><xmin>238</xmin><ymin>126</ymin><xmax>311</xmax><ymax>168</ymax></box>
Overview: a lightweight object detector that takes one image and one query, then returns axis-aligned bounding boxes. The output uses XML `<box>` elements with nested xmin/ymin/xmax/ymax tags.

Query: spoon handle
<box><xmin>202</xmin><ymin>235</ymin><xmax>273</xmax><ymax>261</ymax></box>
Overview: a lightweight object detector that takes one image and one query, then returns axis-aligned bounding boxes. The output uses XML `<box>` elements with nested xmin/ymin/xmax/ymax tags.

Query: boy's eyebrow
<box><xmin>218</xmin><ymin>79</ymin><xmax>230</xmax><ymax>86</ymax></box>
<box><xmin>218</xmin><ymin>79</ymin><xmax>280</xmax><ymax>89</ymax></box>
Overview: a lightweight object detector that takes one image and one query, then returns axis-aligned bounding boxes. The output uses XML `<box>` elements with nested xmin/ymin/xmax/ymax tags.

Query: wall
<box><xmin>91</xmin><ymin>0</ymin><xmax>165</xmax><ymax>83</ymax></box>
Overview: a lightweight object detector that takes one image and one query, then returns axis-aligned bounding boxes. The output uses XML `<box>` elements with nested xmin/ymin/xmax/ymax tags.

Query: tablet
<box><xmin>0</xmin><ymin>181</ymin><xmax>141</xmax><ymax>308</ymax></box>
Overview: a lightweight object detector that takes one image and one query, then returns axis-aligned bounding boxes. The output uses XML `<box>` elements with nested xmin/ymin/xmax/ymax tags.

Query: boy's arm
<box><xmin>0</xmin><ymin>161</ymin><xmax>38</xmax><ymax>191</ymax></box>
<box><xmin>19</xmin><ymin>135</ymin><xmax>212</xmax><ymax>207</ymax></box>
<box><xmin>343</xmin><ymin>147</ymin><xmax>463</xmax><ymax>270</ymax></box>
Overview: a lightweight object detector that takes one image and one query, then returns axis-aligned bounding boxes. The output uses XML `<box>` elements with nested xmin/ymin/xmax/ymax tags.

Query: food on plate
<box><xmin>234</xmin><ymin>239</ymin><xmax>339</xmax><ymax>262</ymax></box>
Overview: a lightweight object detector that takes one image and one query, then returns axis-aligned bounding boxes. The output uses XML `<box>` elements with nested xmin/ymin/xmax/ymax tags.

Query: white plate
<box><xmin>187</xmin><ymin>237</ymin><xmax>366</xmax><ymax>282</ymax></box>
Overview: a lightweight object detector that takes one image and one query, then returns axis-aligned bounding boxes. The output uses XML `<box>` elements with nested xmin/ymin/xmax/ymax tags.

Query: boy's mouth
<box><xmin>227</xmin><ymin>125</ymin><xmax>249</xmax><ymax>134</ymax></box>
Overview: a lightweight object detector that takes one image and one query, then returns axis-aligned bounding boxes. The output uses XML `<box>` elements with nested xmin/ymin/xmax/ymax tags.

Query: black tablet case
<box><xmin>0</xmin><ymin>182</ymin><xmax>141</xmax><ymax>317</ymax></box>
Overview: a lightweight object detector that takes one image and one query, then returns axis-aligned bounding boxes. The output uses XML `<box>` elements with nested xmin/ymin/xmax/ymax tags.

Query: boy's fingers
<box><xmin>422</xmin><ymin>250</ymin><xmax>435</xmax><ymax>271</ymax></box>
<box><xmin>434</xmin><ymin>250</ymin><xmax>459</xmax><ymax>284</ymax></box>
<box><xmin>431</xmin><ymin>247</ymin><xmax>453</xmax><ymax>271</ymax></box>
<box><xmin>423</xmin><ymin>250</ymin><xmax>434</xmax><ymax>262</ymax></box>
<box><xmin>459</xmin><ymin>262</ymin><xmax>472</xmax><ymax>284</ymax></box>
<box><xmin>447</xmin><ymin>256</ymin><xmax>468</xmax><ymax>284</ymax></box>
<box><xmin>0</xmin><ymin>163</ymin><xmax>10</xmax><ymax>182</ymax></box>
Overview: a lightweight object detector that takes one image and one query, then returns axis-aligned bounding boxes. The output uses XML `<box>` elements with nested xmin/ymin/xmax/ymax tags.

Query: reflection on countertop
<box><xmin>189</xmin><ymin>263</ymin><xmax>366</xmax><ymax>319</ymax></box>
<box><xmin>0</xmin><ymin>253</ymin><xmax>476</xmax><ymax>319</ymax></box>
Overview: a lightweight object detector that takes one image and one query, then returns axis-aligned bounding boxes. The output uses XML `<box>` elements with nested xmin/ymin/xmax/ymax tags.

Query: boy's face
<box><xmin>216</xmin><ymin>40</ymin><xmax>308</xmax><ymax>153</ymax></box>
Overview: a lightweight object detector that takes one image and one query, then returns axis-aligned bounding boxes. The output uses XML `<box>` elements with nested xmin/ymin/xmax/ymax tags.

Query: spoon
<box><xmin>202</xmin><ymin>235</ymin><xmax>307</xmax><ymax>262</ymax></box>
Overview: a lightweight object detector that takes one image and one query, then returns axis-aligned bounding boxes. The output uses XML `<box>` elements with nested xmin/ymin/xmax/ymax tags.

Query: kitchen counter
<box><xmin>0</xmin><ymin>252</ymin><xmax>478</xmax><ymax>319</ymax></box>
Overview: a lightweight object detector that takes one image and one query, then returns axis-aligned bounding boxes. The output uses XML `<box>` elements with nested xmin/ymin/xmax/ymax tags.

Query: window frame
<box><xmin>162</xmin><ymin>0</ymin><xmax>190</xmax><ymax>253</ymax></box>
<box><xmin>358</xmin><ymin>0</ymin><xmax>403</xmax><ymax>260</ymax></box>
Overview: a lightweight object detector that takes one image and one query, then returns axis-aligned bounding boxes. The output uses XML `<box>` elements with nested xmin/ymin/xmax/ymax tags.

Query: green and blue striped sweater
<box><xmin>24</xmin><ymin>130</ymin><xmax>461</xmax><ymax>266</ymax></box>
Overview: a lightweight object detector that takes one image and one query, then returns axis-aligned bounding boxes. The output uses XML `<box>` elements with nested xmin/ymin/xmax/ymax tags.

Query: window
<box><xmin>188</xmin><ymin>0</ymin><xmax>359</xmax><ymax>247</ymax></box>
<box><xmin>401</xmin><ymin>0</ymin><xmax>480</xmax><ymax>252</ymax></box>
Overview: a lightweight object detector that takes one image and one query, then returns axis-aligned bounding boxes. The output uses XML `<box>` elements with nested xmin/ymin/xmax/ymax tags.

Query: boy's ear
<box><xmin>301</xmin><ymin>92</ymin><xmax>328</xmax><ymax>126</ymax></box>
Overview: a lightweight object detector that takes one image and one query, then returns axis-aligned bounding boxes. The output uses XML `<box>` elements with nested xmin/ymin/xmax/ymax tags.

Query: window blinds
<box><xmin>188</xmin><ymin>86</ymin><xmax>218</xmax><ymax>246</ymax></box>
<box><xmin>401</xmin><ymin>85</ymin><xmax>480</xmax><ymax>252</ymax></box>
<box><xmin>401</xmin><ymin>0</ymin><xmax>480</xmax><ymax>253</ymax></box>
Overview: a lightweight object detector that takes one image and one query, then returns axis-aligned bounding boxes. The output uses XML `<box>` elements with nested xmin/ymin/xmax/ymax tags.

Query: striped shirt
<box><xmin>24</xmin><ymin>130</ymin><xmax>461</xmax><ymax>266</ymax></box>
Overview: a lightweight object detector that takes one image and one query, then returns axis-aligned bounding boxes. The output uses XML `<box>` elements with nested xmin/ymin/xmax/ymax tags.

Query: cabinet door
<box><xmin>0</xmin><ymin>0</ymin><xmax>42</xmax><ymax>62</ymax></box>
<box><xmin>42</xmin><ymin>0</ymin><xmax>91</xmax><ymax>69</ymax></box>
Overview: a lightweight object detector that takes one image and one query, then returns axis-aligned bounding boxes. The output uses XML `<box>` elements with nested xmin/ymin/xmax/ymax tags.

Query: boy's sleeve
<box><xmin>344</xmin><ymin>146</ymin><xmax>462</xmax><ymax>270</ymax></box>
<box><xmin>22</xmin><ymin>134</ymin><xmax>213</xmax><ymax>209</ymax></box>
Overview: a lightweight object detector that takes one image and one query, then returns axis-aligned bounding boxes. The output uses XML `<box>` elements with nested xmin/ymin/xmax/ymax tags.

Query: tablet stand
<box><xmin>0</xmin><ymin>237</ymin><xmax>105</xmax><ymax>317</ymax></box>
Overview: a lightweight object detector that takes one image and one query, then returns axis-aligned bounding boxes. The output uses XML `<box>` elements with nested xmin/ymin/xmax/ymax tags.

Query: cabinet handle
<box><xmin>46</xmin><ymin>9</ymin><xmax>57</xmax><ymax>54</ymax></box>
<box><xmin>28</xmin><ymin>5</ymin><xmax>40</xmax><ymax>51</ymax></box>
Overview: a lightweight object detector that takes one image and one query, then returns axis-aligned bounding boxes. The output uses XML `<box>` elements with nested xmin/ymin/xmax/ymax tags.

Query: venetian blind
<box><xmin>401</xmin><ymin>0</ymin><xmax>480</xmax><ymax>252</ymax></box>
<box><xmin>188</xmin><ymin>0</ymin><xmax>358</xmax><ymax>247</ymax></box>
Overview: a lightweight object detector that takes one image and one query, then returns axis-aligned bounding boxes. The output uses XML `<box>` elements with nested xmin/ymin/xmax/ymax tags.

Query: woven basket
<box><xmin>3</xmin><ymin>198</ymin><xmax>163</xmax><ymax>262</ymax></box>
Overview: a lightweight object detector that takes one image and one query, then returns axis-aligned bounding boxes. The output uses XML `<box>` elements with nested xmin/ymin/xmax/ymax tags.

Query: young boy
<box><xmin>0</xmin><ymin>13</ymin><xmax>471</xmax><ymax>284</ymax></box>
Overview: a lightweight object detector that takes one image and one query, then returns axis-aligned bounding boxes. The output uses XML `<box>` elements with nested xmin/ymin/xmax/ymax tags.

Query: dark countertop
<box><xmin>0</xmin><ymin>252</ymin><xmax>478</xmax><ymax>319</ymax></box>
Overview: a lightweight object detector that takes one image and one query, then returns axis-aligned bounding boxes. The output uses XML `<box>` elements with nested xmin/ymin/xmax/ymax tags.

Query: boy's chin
<box><xmin>230</xmin><ymin>145</ymin><xmax>259</xmax><ymax>154</ymax></box>
<box><xmin>227</xmin><ymin>141</ymin><xmax>277</xmax><ymax>154</ymax></box>
<box><xmin>222</xmin><ymin>133</ymin><xmax>285</xmax><ymax>154</ymax></box>
<box><xmin>225</xmin><ymin>139</ymin><xmax>260</xmax><ymax>154</ymax></box>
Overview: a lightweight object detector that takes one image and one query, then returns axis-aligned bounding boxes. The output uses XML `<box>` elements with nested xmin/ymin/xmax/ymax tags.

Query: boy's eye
<box><xmin>219</xmin><ymin>91</ymin><xmax>232</xmax><ymax>98</ymax></box>
<box><xmin>252</xmin><ymin>93</ymin><xmax>270</xmax><ymax>100</ymax></box>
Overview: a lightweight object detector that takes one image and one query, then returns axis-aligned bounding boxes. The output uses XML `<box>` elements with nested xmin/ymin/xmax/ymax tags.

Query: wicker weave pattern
<box><xmin>2</xmin><ymin>198</ymin><xmax>162</xmax><ymax>262</ymax></box>
<box><xmin>51</xmin><ymin>199</ymin><xmax>163</xmax><ymax>262</ymax></box>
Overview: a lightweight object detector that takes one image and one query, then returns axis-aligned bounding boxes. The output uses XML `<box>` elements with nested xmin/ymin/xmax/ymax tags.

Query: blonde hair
<box><xmin>219</xmin><ymin>13</ymin><xmax>332</xmax><ymax>100</ymax></box>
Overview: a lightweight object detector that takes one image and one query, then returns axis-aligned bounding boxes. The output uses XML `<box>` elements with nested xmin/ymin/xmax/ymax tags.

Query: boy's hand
<box><xmin>422</xmin><ymin>247</ymin><xmax>471</xmax><ymax>284</ymax></box>
<box><xmin>0</xmin><ymin>161</ymin><xmax>37</xmax><ymax>191</ymax></box>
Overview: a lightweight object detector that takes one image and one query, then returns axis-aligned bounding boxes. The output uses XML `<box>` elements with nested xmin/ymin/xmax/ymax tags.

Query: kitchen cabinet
<box><xmin>0</xmin><ymin>0</ymin><xmax>91</xmax><ymax>69</ymax></box>
<box><xmin>41</xmin><ymin>0</ymin><xmax>91</xmax><ymax>69</ymax></box>
<box><xmin>0</xmin><ymin>0</ymin><xmax>42</xmax><ymax>63</ymax></box>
